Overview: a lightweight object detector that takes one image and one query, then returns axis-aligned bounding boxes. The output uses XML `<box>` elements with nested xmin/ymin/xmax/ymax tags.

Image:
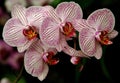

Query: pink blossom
<box><xmin>24</xmin><ymin>39</ymin><xmax>59</xmax><ymax>81</ymax></box>
<box><xmin>2</xmin><ymin>4</ymin><xmax>48</xmax><ymax>53</ymax></box>
<box><xmin>40</xmin><ymin>2</ymin><xmax>86</xmax><ymax>57</ymax></box>
<box><xmin>73</xmin><ymin>8</ymin><xmax>118</xmax><ymax>59</ymax></box>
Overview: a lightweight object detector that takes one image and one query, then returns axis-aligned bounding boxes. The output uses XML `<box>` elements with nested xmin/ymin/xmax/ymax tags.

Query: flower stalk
<box><xmin>13</xmin><ymin>65</ymin><xmax>24</xmax><ymax>83</ymax></box>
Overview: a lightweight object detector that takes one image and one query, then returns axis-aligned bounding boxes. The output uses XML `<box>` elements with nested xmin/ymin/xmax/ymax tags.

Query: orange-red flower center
<box><xmin>43</xmin><ymin>51</ymin><xmax>59</xmax><ymax>65</ymax></box>
<box><xmin>62</xmin><ymin>22</ymin><xmax>75</xmax><ymax>37</ymax></box>
<box><xmin>97</xmin><ymin>31</ymin><xmax>112</xmax><ymax>45</ymax></box>
<box><xmin>23</xmin><ymin>26</ymin><xmax>38</xmax><ymax>40</ymax></box>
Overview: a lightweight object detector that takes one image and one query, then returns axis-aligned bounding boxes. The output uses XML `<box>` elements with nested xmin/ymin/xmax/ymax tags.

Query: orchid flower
<box><xmin>73</xmin><ymin>8</ymin><xmax>118</xmax><ymax>59</ymax></box>
<box><xmin>40</xmin><ymin>2</ymin><xmax>86</xmax><ymax>58</ymax></box>
<box><xmin>2</xmin><ymin>4</ymin><xmax>48</xmax><ymax>53</ymax></box>
<box><xmin>24</xmin><ymin>39</ymin><xmax>59</xmax><ymax>81</ymax></box>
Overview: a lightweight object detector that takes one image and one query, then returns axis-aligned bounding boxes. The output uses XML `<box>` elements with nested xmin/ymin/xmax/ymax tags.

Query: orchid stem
<box><xmin>75</xmin><ymin>58</ymin><xmax>87</xmax><ymax>83</ymax></box>
<box><xmin>13</xmin><ymin>66</ymin><xmax>24</xmax><ymax>83</ymax></box>
<box><xmin>74</xmin><ymin>38</ymin><xmax>77</xmax><ymax>49</ymax></box>
<box><xmin>74</xmin><ymin>37</ymin><xmax>87</xmax><ymax>83</ymax></box>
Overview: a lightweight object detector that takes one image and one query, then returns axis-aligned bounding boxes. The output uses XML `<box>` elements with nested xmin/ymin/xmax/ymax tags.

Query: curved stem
<box><xmin>74</xmin><ymin>38</ymin><xmax>79</xmax><ymax>83</ymax></box>
<box><xmin>74</xmin><ymin>38</ymin><xmax>77</xmax><ymax>49</ymax></box>
<box><xmin>13</xmin><ymin>66</ymin><xmax>24</xmax><ymax>83</ymax></box>
<box><xmin>73</xmin><ymin>38</ymin><xmax>87</xmax><ymax>83</ymax></box>
<box><xmin>75</xmin><ymin>58</ymin><xmax>87</xmax><ymax>83</ymax></box>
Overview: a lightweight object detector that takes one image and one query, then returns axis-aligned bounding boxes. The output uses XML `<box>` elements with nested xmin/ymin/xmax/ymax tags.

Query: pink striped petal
<box><xmin>2</xmin><ymin>18</ymin><xmax>27</xmax><ymax>47</ymax></box>
<box><xmin>108</xmin><ymin>30</ymin><xmax>118</xmax><ymax>39</ymax></box>
<box><xmin>79</xmin><ymin>28</ymin><xmax>96</xmax><ymax>56</ymax></box>
<box><xmin>40</xmin><ymin>17</ymin><xmax>60</xmax><ymax>47</ymax></box>
<box><xmin>93</xmin><ymin>42</ymin><xmax>102</xmax><ymax>59</ymax></box>
<box><xmin>87</xmin><ymin>8</ymin><xmax>115</xmax><ymax>32</ymax></box>
<box><xmin>54</xmin><ymin>35</ymin><xmax>67</xmax><ymax>52</ymax></box>
<box><xmin>38</xmin><ymin>63</ymin><xmax>49</xmax><ymax>81</ymax></box>
<box><xmin>63</xmin><ymin>45</ymin><xmax>87</xmax><ymax>57</ymax></box>
<box><xmin>72</xmin><ymin>19</ymin><xmax>90</xmax><ymax>32</ymax></box>
<box><xmin>44</xmin><ymin>6</ymin><xmax>60</xmax><ymax>23</ymax></box>
<box><xmin>58</xmin><ymin>35</ymin><xmax>87</xmax><ymax>57</ymax></box>
<box><xmin>26</xmin><ymin>6</ymin><xmax>45</xmax><ymax>28</ymax></box>
<box><xmin>11</xmin><ymin>4</ymin><xmax>27</xmax><ymax>25</ymax></box>
<box><xmin>55</xmin><ymin>2</ymin><xmax>83</xmax><ymax>22</ymax></box>
<box><xmin>24</xmin><ymin>44</ymin><xmax>44</xmax><ymax>77</ymax></box>
<box><xmin>30</xmin><ymin>39</ymin><xmax>44</xmax><ymax>53</ymax></box>
<box><xmin>17</xmin><ymin>39</ymin><xmax>36</xmax><ymax>53</ymax></box>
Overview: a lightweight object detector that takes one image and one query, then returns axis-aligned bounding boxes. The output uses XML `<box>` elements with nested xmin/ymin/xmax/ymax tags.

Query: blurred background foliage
<box><xmin>0</xmin><ymin>0</ymin><xmax>120</xmax><ymax>83</ymax></box>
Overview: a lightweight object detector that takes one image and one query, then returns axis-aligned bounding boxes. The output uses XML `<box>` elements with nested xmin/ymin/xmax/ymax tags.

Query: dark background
<box><xmin>0</xmin><ymin>0</ymin><xmax>120</xmax><ymax>83</ymax></box>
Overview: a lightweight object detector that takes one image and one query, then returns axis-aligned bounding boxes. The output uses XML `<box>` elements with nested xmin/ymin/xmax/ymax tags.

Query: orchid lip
<box><xmin>23</xmin><ymin>26</ymin><xmax>38</xmax><ymax>40</ymax></box>
<box><xmin>62</xmin><ymin>22</ymin><xmax>76</xmax><ymax>38</ymax></box>
<box><xmin>95</xmin><ymin>31</ymin><xmax>113</xmax><ymax>45</ymax></box>
<box><xmin>43</xmin><ymin>51</ymin><xmax>59</xmax><ymax>65</ymax></box>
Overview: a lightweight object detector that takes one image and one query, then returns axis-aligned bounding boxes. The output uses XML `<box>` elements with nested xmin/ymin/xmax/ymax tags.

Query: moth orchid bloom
<box><xmin>40</xmin><ymin>2</ymin><xmax>83</xmax><ymax>52</ymax></box>
<box><xmin>74</xmin><ymin>8</ymin><xmax>118</xmax><ymax>59</ymax></box>
<box><xmin>24</xmin><ymin>40</ymin><xmax>59</xmax><ymax>81</ymax></box>
<box><xmin>2</xmin><ymin>4</ymin><xmax>47</xmax><ymax>52</ymax></box>
<box><xmin>43</xmin><ymin>48</ymin><xmax>59</xmax><ymax>65</ymax></box>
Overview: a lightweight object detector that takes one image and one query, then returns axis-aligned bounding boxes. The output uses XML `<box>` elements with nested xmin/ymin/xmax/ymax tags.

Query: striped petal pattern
<box><xmin>108</xmin><ymin>30</ymin><xmax>118</xmax><ymax>39</ymax></box>
<box><xmin>26</xmin><ymin>6</ymin><xmax>45</xmax><ymax>28</ymax></box>
<box><xmin>24</xmin><ymin>48</ymin><xmax>44</xmax><ymax>77</ymax></box>
<box><xmin>93</xmin><ymin>42</ymin><xmax>102</xmax><ymax>59</ymax></box>
<box><xmin>17</xmin><ymin>39</ymin><xmax>36</xmax><ymax>53</ymax></box>
<box><xmin>11</xmin><ymin>4</ymin><xmax>27</xmax><ymax>25</ymax></box>
<box><xmin>63</xmin><ymin>45</ymin><xmax>87</xmax><ymax>57</ymax></box>
<box><xmin>24</xmin><ymin>40</ymin><xmax>45</xmax><ymax>77</ymax></box>
<box><xmin>38</xmin><ymin>63</ymin><xmax>49</xmax><ymax>81</ymax></box>
<box><xmin>2</xmin><ymin>18</ymin><xmax>27</xmax><ymax>47</ymax></box>
<box><xmin>79</xmin><ymin>28</ymin><xmax>96</xmax><ymax>56</ymax></box>
<box><xmin>43</xmin><ymin>6</ymin><xmax>60</xmax><ymax>23</ymax></box>
<box><xmin>55</xmin><ymin>2</ymin><xmax>83</xmax><ymax>22</ymax></box>
<box><xmin>72</xmin><ymin>19</ymin><xmax>90</xmax><ymax>32</ymax></box>
<box><xmin>40</xmin><ymin>17</ymin><xmax>60</xmax><ymax>47</ymax></box>
<box><xmin>87</xmin><ymin>8</ymin><xmax>115</xmax><ymax>32</ymax></box>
